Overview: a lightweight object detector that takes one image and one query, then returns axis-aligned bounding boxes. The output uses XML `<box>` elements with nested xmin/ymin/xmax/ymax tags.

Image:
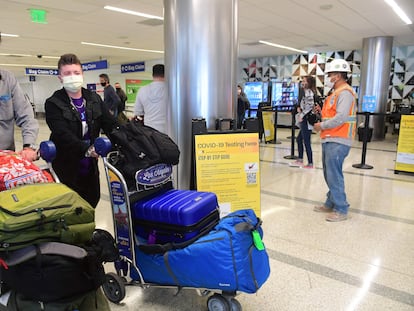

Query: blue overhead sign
<box><xmin>82</xmin><ymin>60</ymin><xmax>108</xmax><ymax>71</ymax></box>
<box><xmin>121</xmin><ymin>61</ymin><xmax>145</xmax><ymax>73</ymax></box>
<box><xmin>25</xmin><ymin>68</ymin><xmax>58</xmax><ymax>75</ymax></box>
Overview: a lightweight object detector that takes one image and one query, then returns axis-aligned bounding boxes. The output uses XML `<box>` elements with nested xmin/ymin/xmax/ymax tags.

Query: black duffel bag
<box><xmin>0</xmin><ymin>230</ymin><xmax>118</xmax><ymax>302</ymax></box>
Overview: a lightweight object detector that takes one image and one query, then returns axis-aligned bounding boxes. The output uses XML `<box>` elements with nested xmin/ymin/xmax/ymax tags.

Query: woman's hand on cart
<box><xmin>85</xmin><ymin>145</ymin><xmax>99</xmax><ymax>158</ymax></box>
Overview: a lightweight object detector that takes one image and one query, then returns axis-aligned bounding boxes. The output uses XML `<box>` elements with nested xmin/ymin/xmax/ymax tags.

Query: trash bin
<box><xmin>358</xmin><ymin>126</ymin><xmax>373</xmax><ymax>142</ymax></box>
<box><xmin>244</xmin><ymin>118</ymin><xmax>259</xmax><ymax>132</ymax></box>
<box><xmin>215</xmin><ymin>118</ymin><xmax>235</xmax><ymax>131</ymax></box>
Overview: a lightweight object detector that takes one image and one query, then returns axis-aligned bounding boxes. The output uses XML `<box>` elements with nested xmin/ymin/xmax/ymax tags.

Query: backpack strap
<box><xmin>138</xmin><ymin>217</ymin><xmax>218</xmax><ymax>255</ymax></box>
<box><xmin>3</xmin><ymin>242</ymin><xmax>87</xmax><ymax>266</ymax></box>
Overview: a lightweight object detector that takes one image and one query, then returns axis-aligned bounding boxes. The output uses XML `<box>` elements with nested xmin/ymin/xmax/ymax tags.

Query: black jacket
<box><xmin>237</xmin><ymin>94</ymin><xmax>250</xmax><ymax>115</ymax></box>
<box><xmin>44</xmin><ymin>88</ymin><xmax>118</xmax><ymax>201</ymax></box>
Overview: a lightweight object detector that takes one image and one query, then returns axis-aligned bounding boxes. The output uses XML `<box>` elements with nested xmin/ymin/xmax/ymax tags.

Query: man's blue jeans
<box><xmin>322</xmin><ymin>142</ymin><xmax>351</xmax><ymax>214</ymax></box>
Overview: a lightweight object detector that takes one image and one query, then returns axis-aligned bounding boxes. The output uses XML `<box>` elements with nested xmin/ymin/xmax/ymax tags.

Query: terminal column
<box><xmin>164</xmin><ymin>0</ymin><xmax>238</xmax><ymax>189</ymax></box>
<box><xmin>359</xmin><ymin>36</ymin><xmax>393</xmax><ymax>140</ymax></box>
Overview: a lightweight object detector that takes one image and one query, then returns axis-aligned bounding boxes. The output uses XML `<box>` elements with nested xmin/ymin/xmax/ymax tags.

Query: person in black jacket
<box><xmin>99</xmin><ymin>73</ymin><xmax>121</xmax><ymax>117</ymax></box>
<box><xmin>114</xmin><ymin>82</ymin><xmax>129</xmax><ymax>124</ymax></box>
<box><xmin>45</xmin><ymin>53</ymin><xmax>118</xmax><ymax>208</ymax></box>
<box><xmin>114</xmin><ymin>82</ymin><xmax>127</xmax><ymax>113</ymax></box>
<box><xmin>236</xmin><ymin>85</ymin><xmax>250</xmax><ymax>129</ymax></box>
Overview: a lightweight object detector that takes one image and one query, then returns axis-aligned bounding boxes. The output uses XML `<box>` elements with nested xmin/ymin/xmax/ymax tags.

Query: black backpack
<box><xmin>0</xmin><ymin>229</ymin><xmax>118</xmax><ymax>302</ymax></box>
<box><xmin>109</xmin><ymin>120</ymin><xmax>180</xmax><ymax>189</ymax></box>
<box><xmin>116</xmin><ymin>89</ymin><xmax>127</xmax><ymax>113</ymax></box>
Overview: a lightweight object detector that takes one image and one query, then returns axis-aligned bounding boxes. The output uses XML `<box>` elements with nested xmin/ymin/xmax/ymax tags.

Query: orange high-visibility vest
<box><xmin>321</xmin><ymin>84</ymin><xmax>357</xmax><ymax>139</ymax></box>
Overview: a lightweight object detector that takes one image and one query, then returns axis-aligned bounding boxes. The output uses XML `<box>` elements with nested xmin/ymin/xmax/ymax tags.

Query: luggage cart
<box><xmin>94</xmin><ymin>137</ymin><xmax>243</xmax><ymax>311</ymax></box>
<box><xmin>0</xmin><ymin>141</ymin><xmax>111</xmax><ymax>310</ymax></box>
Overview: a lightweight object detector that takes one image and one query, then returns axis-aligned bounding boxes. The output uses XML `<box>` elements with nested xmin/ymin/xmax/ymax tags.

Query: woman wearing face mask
<box><xmin>290</xmin><ymin>76</ymin><xmax>316</xmax><ymax>168</ymax></box>
<box><xmin>44</xmin><ymin>53</ymin><xmax>118</xmax><ymax>209</ymax></box>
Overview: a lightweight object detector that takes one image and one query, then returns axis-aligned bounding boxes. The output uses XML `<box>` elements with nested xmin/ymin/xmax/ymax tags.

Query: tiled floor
<box><xmin>27</xmin><ymin>120</ymin><xmax>414</xmax><ymax>310</ymax></box>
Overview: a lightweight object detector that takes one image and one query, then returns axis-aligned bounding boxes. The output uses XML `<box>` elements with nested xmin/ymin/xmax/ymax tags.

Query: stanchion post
<box><xmin>284</xmin><ymin>109</ymin><xmax>298</xmax><ymax>159</ymax></box>
<box><xmin>352</xmin><ymin>112</ymin><xmax>373</xmax><ymax>169</ymax></box>
<box><xmin>265</xmin><ymin>107</ymin><xmax>282</xmax><ymax>144</ymax></box>
<box><xmin>272</xmin><ymin>108</ymin><xmax>282</xmax><ymax>144</ymax></box>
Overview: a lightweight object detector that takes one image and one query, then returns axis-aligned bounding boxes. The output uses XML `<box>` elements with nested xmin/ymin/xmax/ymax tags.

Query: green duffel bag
<box><xmin>0</xmin><ymin>183</ymin><xmax>95</xmax><ymax>251</ymax></box>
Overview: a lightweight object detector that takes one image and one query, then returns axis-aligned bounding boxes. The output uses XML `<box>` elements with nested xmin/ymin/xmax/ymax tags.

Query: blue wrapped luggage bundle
<box><xmin>132</xmin><ymin>209</ymin><xmax>270</xmax><ymax>293</ymax></box>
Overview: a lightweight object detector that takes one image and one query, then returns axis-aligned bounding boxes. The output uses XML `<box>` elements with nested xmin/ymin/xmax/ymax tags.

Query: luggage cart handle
<box><xmin>94</xmin><ymin>137</ymin><xmax>112</xmax><ymax>157</ymax></box>
<box><xmin>39</xmin><ymin>140</ymin><xmax>60</xmax><ymax>183</ymax></box>
<box><xmin>39</xmin><ymin>141</ymin><xmax>56</xmax><ymax>163</ymax></box>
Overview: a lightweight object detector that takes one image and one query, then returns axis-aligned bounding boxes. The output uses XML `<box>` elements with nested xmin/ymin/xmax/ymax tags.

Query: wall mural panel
<box><xmin>239</xmin><ymin>46</ymin><xmax>414</xmax><ymax>111</ymax></box>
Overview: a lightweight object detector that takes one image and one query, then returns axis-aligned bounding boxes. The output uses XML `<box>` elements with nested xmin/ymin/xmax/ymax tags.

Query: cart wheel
<box><xmin>230</xmin><ymin>298</ymin><xmax>242</xmax><ymax>311</ymax></box>
<box><xmin>121</xmin><ymin>276</ymin><xmax>128</xmax><ymax>283</ymax></box>
<box><xmin>102</xmin><ymin>272</ymin><xmax>126</xmax><ymax>303</ymax></box>
<box><xmin>207</xmin><ymin>294</ymin><xmax>231</xmax><ymax>311</ymax></box>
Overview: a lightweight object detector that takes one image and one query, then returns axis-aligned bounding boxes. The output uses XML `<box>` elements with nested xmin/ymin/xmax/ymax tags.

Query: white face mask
<box><xmin>62</xmin><ymin>75</ymin><xmax>83</xmax><ymax>93</ymax></box>
<box><xmin>325</xmin><ymin>76</ymin><xmax>336</xmax><ymax>90</ymax></box>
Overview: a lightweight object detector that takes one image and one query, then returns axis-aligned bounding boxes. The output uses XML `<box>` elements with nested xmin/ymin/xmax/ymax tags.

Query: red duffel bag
<box><xmin>0</xmin><ymin>150</ymin><xmax>53</xmax><ymax>191</ymax></box>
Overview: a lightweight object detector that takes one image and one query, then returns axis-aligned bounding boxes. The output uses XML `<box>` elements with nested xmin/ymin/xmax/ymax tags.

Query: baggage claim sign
<box><xmin>195</xmin><ymin>133</ymin><xmax>261</xmax><ymax>217</ymax></box>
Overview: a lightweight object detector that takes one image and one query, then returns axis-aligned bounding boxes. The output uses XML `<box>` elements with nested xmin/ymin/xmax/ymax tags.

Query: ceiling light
<box><xmin>81</xmin><ymin>41</ymin><xmax>164</xmax><ymax>54</ymax></box>
<box><xmin>0</xmin><ymin>53</ymin><xmax>59</xmax><ymax>59</ymax></box>
<box><xmin>384</xmin><ymin>0</ymin><xmax>412</xmax><ymax>24</ymax></box>
<box><xmin>1</xmin><ymin>33</ymin><xmax>19</xmax><ymax>38</ymax></box>
<box><xmin>0</xmin><ymin>63</ymin><xmax>56</xmax><ymax>68</ymax></box>
<box><xmin>104</xmin><ymin>5</ymin><xmax>163</xmax><ymax>20</ymax></box>
<box><xmin>0</xmin><ymin>53</ymin><xmax>32</xmax><ymax>57</ymax></box>
<box><xmin>259</xmin><ymin>40</ymin><xmax>308</xmax><ymax>54</ymax></box>
<box><xmin>41</xmin><ymin>55</ymin><xmax>60</xmax><ymax>59</ymax></box>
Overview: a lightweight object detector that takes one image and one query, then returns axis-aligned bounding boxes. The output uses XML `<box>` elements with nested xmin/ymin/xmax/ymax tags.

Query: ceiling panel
<box><xmin>1</xmin><ymin>0</ymin><xmax>413</xmax><ymax>77</ymax></box>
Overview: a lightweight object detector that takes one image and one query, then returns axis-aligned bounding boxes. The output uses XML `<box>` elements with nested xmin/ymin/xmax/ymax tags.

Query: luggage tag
<box><xmin>252</xmin><ymin>230</ymin><xmax>265</xmax><ymax>251</ymax></box>
<box><xmin>148</xmin><ymin>230</ymin><xmax>157</xmax><ymax>244</ymax></box>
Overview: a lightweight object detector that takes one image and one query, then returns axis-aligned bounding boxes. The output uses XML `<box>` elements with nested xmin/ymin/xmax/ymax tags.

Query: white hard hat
<box><xmin>326</xmin><ymin>59</ymin><xmax>351</xmax><ymax>73</ymax></box>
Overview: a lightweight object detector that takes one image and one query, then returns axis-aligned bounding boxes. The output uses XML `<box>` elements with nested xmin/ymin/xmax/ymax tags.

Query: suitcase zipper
<box><xmin>134</xmin><ymin>209</ymin><xmax>219</xmax><ymax>234</ymax></box>
<box><xmin>0</xmin><ymin>217</ymin><xmax>69</xmax><ymax>233</ymax></box>
<box><xmin>0</xmin><ymin>204</ymin><xmax>74</xmax><ymax>216</ymax></box>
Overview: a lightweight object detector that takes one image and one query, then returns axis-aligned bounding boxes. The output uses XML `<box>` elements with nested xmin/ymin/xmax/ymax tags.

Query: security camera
<box><xmin>37</xmin><ymin>55</ymin><xmax>42</xmax><ymax>58</ymax></box>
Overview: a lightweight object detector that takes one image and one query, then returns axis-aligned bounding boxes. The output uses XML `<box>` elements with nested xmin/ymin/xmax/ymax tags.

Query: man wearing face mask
<box><xmin>312</xmin><ymin>59</ymin><xmax>356</xmax><ymax>222</ymax></box>
<box><xmin>44</xmin><ymin>53</ymin><xmax>118</xmax><ymax>209</ymax></box>
<box><xmin>99</xmin><ymin>73</ymin><xmax>121</xmax><ymax>117</ymax></box>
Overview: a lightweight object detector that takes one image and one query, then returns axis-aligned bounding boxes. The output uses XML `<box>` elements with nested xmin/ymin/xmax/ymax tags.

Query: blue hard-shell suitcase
<box><xmin>132</xmin><ymin>189</ymin><xmax>219</xmax><ymax>244</ymax></box>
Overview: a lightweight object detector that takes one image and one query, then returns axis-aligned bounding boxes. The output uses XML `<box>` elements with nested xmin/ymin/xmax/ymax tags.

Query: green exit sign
<box><xmin>30</xmin><ymin>9</ymin><xmax>47</xmax><ymax>24</ymax></box>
